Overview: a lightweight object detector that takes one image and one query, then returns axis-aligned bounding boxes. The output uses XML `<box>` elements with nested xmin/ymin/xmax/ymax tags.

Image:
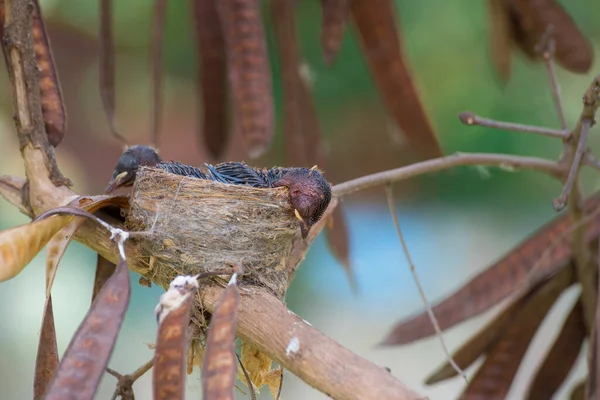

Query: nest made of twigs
<box><xmin>125</xmin><ymin>166</ymin><xmax>302</xmax><ymax>299</ymax></box>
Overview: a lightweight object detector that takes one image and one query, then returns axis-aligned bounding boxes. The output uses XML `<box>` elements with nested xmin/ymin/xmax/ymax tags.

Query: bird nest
<box><xmin>125</xmin><ymin>166</ymin><xmax>302</xmax><ymax>299</ymax></box>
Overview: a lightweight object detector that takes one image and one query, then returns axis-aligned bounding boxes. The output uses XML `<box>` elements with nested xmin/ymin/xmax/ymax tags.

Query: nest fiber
<box><xmin>126</xmin><ymin>166</ymin><xmax>300</xmax><ymax>298</ymax></box>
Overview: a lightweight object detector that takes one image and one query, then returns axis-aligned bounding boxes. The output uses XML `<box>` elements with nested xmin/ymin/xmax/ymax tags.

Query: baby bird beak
<box><xmin>294</xmin><ymin>209</ymin><xmax>310</xmax><ymax>239</ymax></box>
<box><xmin>104</xmin><ymin>171</ymin><xmax>130</xmax><ymax>194</ymax></box>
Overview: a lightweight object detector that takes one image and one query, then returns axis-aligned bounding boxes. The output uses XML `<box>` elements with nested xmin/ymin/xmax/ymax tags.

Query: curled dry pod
<box><xmin>218</xmin><ymin>0</ymin><xmax>274</xmax><ymax>159</ymax></box>
<box><xmin>320</xmin><ymin>0</ymin><xmax>350</xmax><ymax>65</ymax></box>
<box><xmin>191</xmin><ymin>0</ymin><xmax>229</xmax><ymax>159</ymax></box>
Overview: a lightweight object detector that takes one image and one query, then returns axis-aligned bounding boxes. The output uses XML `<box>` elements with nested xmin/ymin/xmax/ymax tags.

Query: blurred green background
<box><xmin>1</xmin><ymin>0</ymin><xmax>600</xmax><ymax>398</ymax></box>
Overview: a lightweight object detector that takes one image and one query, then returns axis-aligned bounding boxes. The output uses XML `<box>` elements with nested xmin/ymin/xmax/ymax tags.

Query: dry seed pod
<box><xmin>320</xmin><ymin>0</ymin><xmax>350</xmax><ymax>65</ymax></box>
<box><xmin>526</xmin><ymin>299</ymin><xmax>585</xmax><ymax>399</ymax></box>
<box><xmin>202</xmin><ymin>274</ymin><xmax>240</xmax><ymax>400</ymax></box>
<box><xmin>153</xmin><ymin>275</ymin><xmax>197</xmax><ymax>399</ymax></box>
<box><xmin>460</xmin><ymin>265</ymin><xmax>573</xmax><ymax>398</ymax></box>
<box><xmin>32</xmin><ymin>0</ymin><xmax>66</xmax><ymax>146</ymax></box>
<box><xmin>382</xmin><ymin>191</ymin><xmax>600</xmax><ymax>346</ymax></box>
<box><xmin>507</xmin><ymin>0</ymin><xmax>593</xmax><ymax>73</ymax></box>
<box><xmin>0</xmin><ymin>0</ymin><xmax>66</xmax><ymax>146</ymax></box>
<box><xmin>488</xmin><ymin>0</ymin><xmax>513</xmax><ymax>82</ymax></box>
<box><xmin>44</xmin><ymin>259</ymin><xmax>131</xmax><ymax>400</ymax></box>
<box><xmin>218</xmin><ymin>0</ymin><xmax>274</xmax><ymax>159</ymax></box>
<box><xmin>350</xmin><ymin>0</ymin><xmax>443</xmax><ymax>160</ymax></box>
<box><xmin>191</xmin><ymin>0</ymin><xmax>229</xmax><ymax>159</ymax></box>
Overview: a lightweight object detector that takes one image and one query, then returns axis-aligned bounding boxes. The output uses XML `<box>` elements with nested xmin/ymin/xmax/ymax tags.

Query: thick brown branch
<box><xmin>1</xmin><ymin>0</ymin><xmax>72</xmax><ymax>214</ymax></box>
<box><xmin>333</xmin><ymin>152</ymin><xmax>564</xmax><ymax>197</ymax></box>
<box><xmin>562</xmin><ymin>75</ymin><xmax>600</xmax><ymax>333</ymax></box>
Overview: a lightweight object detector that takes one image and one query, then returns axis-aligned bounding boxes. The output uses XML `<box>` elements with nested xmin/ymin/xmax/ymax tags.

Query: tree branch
<box><xmin>332</xmin><ymin>152</ymin><xmax>564</xmax><ymax>197</ymax></box>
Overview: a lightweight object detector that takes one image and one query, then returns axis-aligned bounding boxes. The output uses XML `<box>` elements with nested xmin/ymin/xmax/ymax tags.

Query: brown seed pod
<box><xmin>32</xmin><ymin>0</ymin><xmax>66</xmax><ymax>147</ymax></box>
<box><xmin>202</xmin><ymin>275</ymin><xmax>240</xmax><ymax>400</ymax></box>
<box><xmin>43</xmin><ymin>259</ymin><xmax>131</xmax><ymax>400</ymax></box>
<box><xmin>0</xmin><ymin>0</ymin><xmax>66</xmax><ymax>146</ymax></box>
<box><xmin>320</xmin><ymin>0</ymin><xmax>350</xmax><ymax>65</ymax></box>
<box><xmin>350</xmin><ymin>0</ymin><xmax>443</xmax><ymax>160</ymax></box>
<box><xmin>381</xmin><ymin>192</ymin><xmax>600</xmax><ymax>346</ymax></box>
<box><xmin>460</xmin><ymin>265</ymin><xmax>573</xmax><ymax>398</ymax></box>
<box><xmin>217</xmin><ymin>0</ymin><xmax>274</xmax><ymax>159</ymax></box>
<box><xmin>153</xmin><ymin>276</ymin><xmax>197</xmax><ymax>400</ymax></box>
<box><xmin>507</xmin><ymin>0</ymin><xmax>593</xmax><ymax>73</ymax></box>
<box><xmin>191</xmin><ymin>0</ymin><xmax>229</xmax><ymax>159</ymax></box>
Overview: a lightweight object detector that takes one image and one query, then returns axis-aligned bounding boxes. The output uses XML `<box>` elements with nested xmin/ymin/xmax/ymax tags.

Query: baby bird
<box><xmin>105</xmin><ymin>145</ymin><xmax>332</xmax><ymax>239</ymax></box>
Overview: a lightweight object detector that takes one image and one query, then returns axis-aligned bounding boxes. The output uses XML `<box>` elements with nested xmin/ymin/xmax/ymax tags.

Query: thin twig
<box><xmin>235</xmin><ymin>353</ymin><xmax>257</xmax><ymax>400</ymax></box>
<box><xmin>584</xmin><ymin>152</ymin><xmax>600</xmax><ymax>171</ymax></box>
<box><xmin>333</xmin><ymin>152</ymin><xmax>564</xmax><ymax>197</ymax></box>
<box><xmin>384</xmin><ymin>185</ymin><xmax>467</xmax><ymax>384</ymax></box>
<box><xmin>535</xmin><ymin>26</ymin><xmax>568</xmax><ymax>130</ymax></box>
<box><xmin>459</xmin><ymin>111</ymin><xmax>569</xmax><ymax>139</ymax></box>
<box><xmin>554</xmin><ymin>119</ymin><xmax>592</xmax><ymax>211</ymax></box>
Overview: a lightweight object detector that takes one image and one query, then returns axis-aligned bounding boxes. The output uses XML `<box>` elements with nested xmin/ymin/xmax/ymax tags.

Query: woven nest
<box><xmin>125</xmin><ymin>166</ymin><xmax>302</xmax><ymax>299</ymax></box>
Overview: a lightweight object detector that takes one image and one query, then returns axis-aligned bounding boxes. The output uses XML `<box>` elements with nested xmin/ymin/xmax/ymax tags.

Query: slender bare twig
<box><xmin>554</xmin><ymin>119</ymin><xmax>592</xmax><ymax>211</ymax></box>
<box><xmin>459</xmin><ymin>111</ymin><xmax>569</xmax><ymax>139</ymax></box>
<box><xmin>333</xmin><ymin>152</ymin><xmax>564</xmax><ymax>197</ymax></box>
<box><xmin>535</xmin><ymin>27</ymin><xmax>568</xmax><ymax>131</ymax></box>
<box><xmin>584</xmin><ymin>152</ymin><xmax>600</xmax><ymax>171</ymax></box>
<box><xmin>384</xmin><ymin>185</ymin><xmax>467</xmax><ymax>384</ymax></box>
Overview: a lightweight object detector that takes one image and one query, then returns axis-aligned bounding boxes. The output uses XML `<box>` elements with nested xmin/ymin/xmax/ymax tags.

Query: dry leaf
<box><xmin>382</xmin><ymin>192</ymin><xmax>600</xmax><ymax>346</ymax></box>
<box><xmin>350</xmin><ymin>0</ymin><xmax>443</xmax><ymax>160</ymax></box>
<box><xmin>191</xmin><ymin>0</ymin><xmax>228</xmax><ymax>159</ymax></box>
<box><xmin>0</xmin><ymin>216</ymin><xmax>72</xmax><ymax>282</ymax></box>
<box><xmin>44</xmin><ymin>258</ymin><xmax>131</xmax><ymax>400</ymax></box>
<box><xmin>218</xmin><ymin>0</ymin><xmax>274</xmax><ymax>159</ymax></box>
<box><xmin>202</xmin><ymin>276</ymin><xmax>240</xmax><ymax>400</ymax></box>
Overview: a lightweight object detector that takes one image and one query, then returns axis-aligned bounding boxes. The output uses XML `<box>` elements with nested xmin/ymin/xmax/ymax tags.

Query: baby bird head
<box><xmin>105</xmin><ymin>145</ymin><xmax>162</xmax><ymax>193</ymax></box>
<box><xmin>273</xmin><ymin>167</ymin><xmax>332</xmax><ymax>239</ymax></box>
